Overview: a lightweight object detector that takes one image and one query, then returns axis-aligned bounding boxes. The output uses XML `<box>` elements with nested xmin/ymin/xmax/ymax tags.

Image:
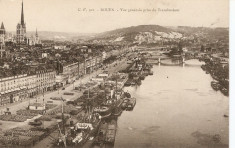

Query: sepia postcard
<box><xmin>0</xmin><ymin>0</ymin><xmax>230</xmax><ymax>147</ymax></box>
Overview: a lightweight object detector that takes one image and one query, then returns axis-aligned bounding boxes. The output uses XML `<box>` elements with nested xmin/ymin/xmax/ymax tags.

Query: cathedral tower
<box><xmin>16</xmin><ymin>1</ymin><xmax>26</xmax><ymax>44</ymax></box>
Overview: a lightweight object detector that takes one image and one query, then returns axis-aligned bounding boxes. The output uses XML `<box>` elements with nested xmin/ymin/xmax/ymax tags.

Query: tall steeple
<box><xmin>1</xmin><ymin>22</ymin><xmax>5</xmax><ymax>30</ymax></box>
<box><xmin>0</xmin><ymin>22</ymin><xmax>5</xmax><ymax>35</ymax></box>
<box><xmin>21</xmin><ymin>0</ymin><xmax>24</xmax><ymax>25</ymax></box>
<box><xmin>16</xmin><ymin>0</ymin><xmax>26</xmax><ymax>44</ymax></box>
<box><xmin>36</xmin><ymin>28</ymin><xmax>38</xmax><ymax>37</ymax></box>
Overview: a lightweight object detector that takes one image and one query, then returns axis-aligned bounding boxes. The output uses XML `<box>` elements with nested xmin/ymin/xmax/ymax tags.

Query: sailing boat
<box><xmin>94</xmin><ymin>77</ymin><xmax>113</xmax><ymax>119</ymax></box>
<box><xmin>57</xmin><ymin>97</ymin><xmax>67</xmax><ymax>147</ymax></box>
<box><xmin>112</xmin><ymin>73</ymin><xmax>124</xmax><ymax>116</ymax></box>
<box><xmin>65</xmin><ymin>86</ymin><xmax>101</xmax><ymax>147</ymax></box>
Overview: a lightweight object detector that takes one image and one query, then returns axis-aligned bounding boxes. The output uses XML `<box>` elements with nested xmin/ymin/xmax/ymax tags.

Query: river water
<box><xmin>114</xmin><ymin>59</ymin><xmax>229</xmax><ymax>148</ymax></box>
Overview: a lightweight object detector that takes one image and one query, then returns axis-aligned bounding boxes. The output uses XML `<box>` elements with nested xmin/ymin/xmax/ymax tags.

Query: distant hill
<box><xmin>88</xmin><ymin>25</ymin><xmax>229</xmax><ymax>45</ymax></box>
<box><xmin>89</xmin><ymin>25</ymin><xmax>182</xmax><ymax>44</ymax></box>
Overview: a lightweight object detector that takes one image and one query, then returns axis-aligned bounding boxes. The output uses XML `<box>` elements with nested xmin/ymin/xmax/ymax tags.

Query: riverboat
<box><xmin>59</xmin><ymin>113</ymin><xmax>101</xmax><ymax>147</ymax></box>
<box><xmin>136</xmin><ymin>79</ymin><xmax>142</xmax><ymax>85</ymax></box>
<box><xmin>130</xmin><ymin>81</ymin><xmax>136</xmax><ymax>86</ymax></box>
<box><xmin>221</xmin><ymin>87</ymin><xmax>229</xmax><ymax>96</ymax></box>
<box><xmin>105</xmin><ymin>119</ymin><xmax>117</xmax><ymax>144</ymax></box>
<box><xmin>94</xmin><ymin>105</ymin><xmax>113</xmax><ymax>119</ymax></box>
<box><xmin>139</xmin><ymin>74</ymin><xmax>145</xmax><ymax>80</ymax></box>
<box><xmin>126</xmin><ymin>97</ymin><xmax>136</xmax><ymax>111</ymax></box>
<box><xmin>28</xmin><ymin>119</ymin><xmax>42</xmax><ymax>126</ymax></box>
<box><xmin>112</xmin><ymin>98</ymin><xmax>124</xmax><ymax>116</ymax></box>
<box><xmin>121</xmin><ymin>98</ymin><xmax>130</xmax><ymax>110</ymax></box>
<box><xmin>211</xmin><ymin>81</ymin><xmax>221</xmax><ymax>91</ymax></box>
<box><xmin>95</xmin><ymin>121</ymin><xmax>108</xmax><ymax>146</ymax></box>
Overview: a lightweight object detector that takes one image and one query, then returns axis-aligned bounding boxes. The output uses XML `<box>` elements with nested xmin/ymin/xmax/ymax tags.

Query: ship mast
<box><xmin>115</xmin><ymin>72</ymin><xmax>118</xmax><ymax>100</ymax></box>
<box><xmin>61</xmin><ymin>98</ymin><xmax>65</xmax><ymax>135</ymax></box>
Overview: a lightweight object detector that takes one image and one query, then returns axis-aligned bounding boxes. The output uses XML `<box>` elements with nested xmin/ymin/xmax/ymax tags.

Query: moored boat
<box><xmin>112</xmin><ymin>98</ymin><xmax>124</xmax><ymax>116</ymax></box>
<box><xmin>66</xmin><ymin>113</ymin><xmax>101</xmax><ymax>147</ymax></box>
<box><xmin>95</xmin><ymin>121</ymin><xmax>108</xmax><ymax>146</ymax></box>
<box><xmin>94</xmin><ymin>106</ymin><xmax>113</xmax><ymax>119</ymax></box>
<box><xmin>126</xmin><ymin>97</ymin><xmax>136</xmax><ymax>111</ymax></box>
<box><xmin>211</xmin><ymin>81</ymin><xmax>221</xmax><ymax>91</ymax></box>
<box><xmin>139</xmin><ymin>75</ymin><xmax>145</xmax><ymax>80</ymax></box>
<box><xmin>220</xmin><ymin>87</ymin><xmax>229</xmax><ymax>96</ymax></box>
<box><xmin>136</xmin><ymin>79</ymin><xmax>142</xmax><ymax>85</ymax></box>
<box><xmin>105</xmin><ymin>119</ymin><xmax>117</xmax><ymax>144</ymax></box>
<box><xmin>121</xmin><ymin>98</ymin><xmax>130</xmax><ymax>110</ymax></box>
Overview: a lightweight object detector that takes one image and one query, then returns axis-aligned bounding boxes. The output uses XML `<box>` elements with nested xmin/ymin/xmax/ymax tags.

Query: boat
<box><xmin>124</xmin><ymin>79</ymin><xmax>132</xmax><ymax>86</ymax></box>
<box><xmin>28</xmin><ymin>119</ymin><xmax>42</xmax><ymax>126</ymax></box>
<box><xmin>139</xmin><ymin>75</ymin><xmax>145</xmax><ymax>80</ymax></box>
<box><xmin>136</xmin><ymin>79</ymin><xmax>142</xmax><ymax>85</ymax></box>
<box><xmin>130</xmin><ymin>81</ymin><xmax>136</xmax><ymax>86</ymax></box>
<box><xmin>211</xmin><ymin>81</ymin><xmax>221</xmax><ymax>91</ymax></box>
<box><xmin>112</xmin><ymin>98</ymin><xmax>124</xmax><ymax>116</ymax></box>
<box><xmin>121</xmin><ymin>98</ymin><xmax>130</xmax><ymax>110</ymax></box>
<box><xmin>220</xmin><ymin>87</ymin><xmax>229</xmax><ymax>96</ymax></box>
<box><xmin>62</xmin><ymin>112</ymin><xmax>101</xmax><ymax>147</ymax></box>
<box><xmin>70</xmin><ymin>106</ymin><xmax>84</xmax><ymax>115</ymax></box>
<box><xmin>57</xmin><ymin>87</ymin><xmax>101</xmax><ymax>147</ymax></box>
<box><xmin>201</xmin><ymin>65</ymin><xmax>206</xmax><ymax>70</ymax></box>
<box><xmin>105</xmin><ymin>119</ymin><xmax>117</xmax><ymax>144</ymax></box>
<box><xmin>126</xmin><ymin>97</ymin><xmax>136</xmax><ymax>111</ymax></box>
<box><xmin>123</xmin><ymin>92</ymin><xmax>131</xmax><ymax>98</ymax></box>
<box><xmin>124</xmin><ymin>82</ymin><xmax>131</xmax><ymax>86</ymax></box>
<box><xmin>94</xmin><ymin>105</ymin><xmax>113</xmax><ymax>119</ymax></box>
<box><xmin>95</xmin><ymin>121</ymin><xmax>108</xmax><ymax>146</ymax></box>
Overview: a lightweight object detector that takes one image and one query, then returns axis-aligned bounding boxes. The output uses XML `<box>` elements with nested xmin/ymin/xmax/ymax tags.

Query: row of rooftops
<box><xmin>0</xmin><ymin>64</ymin><xmax>56</xmax><ymax>79</ymax></box>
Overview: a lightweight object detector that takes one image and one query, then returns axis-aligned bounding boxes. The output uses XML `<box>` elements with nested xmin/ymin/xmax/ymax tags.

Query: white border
<box><xmin>230</xmin><ymin>0</ymin><xmax>234</xmax><ymax>147</ymax></box>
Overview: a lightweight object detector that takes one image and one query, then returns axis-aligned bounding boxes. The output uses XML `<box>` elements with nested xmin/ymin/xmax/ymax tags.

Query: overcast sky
<box><xmin>0</xmin><ymin>0</ymin><xmax>229</xmax><ymax>33</ymax></box>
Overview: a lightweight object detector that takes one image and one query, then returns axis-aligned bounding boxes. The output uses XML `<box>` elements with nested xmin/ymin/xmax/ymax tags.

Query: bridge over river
<box><xmin>146</xmin><ymin>55</ymin><xmax>200</xmax><ymax>65</ymax></box>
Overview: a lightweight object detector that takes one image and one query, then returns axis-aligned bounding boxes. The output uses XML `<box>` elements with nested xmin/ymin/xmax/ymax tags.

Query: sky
<box><xmin>0</xmin><ymin>0</ymin><xmax>229</xmax><ymax>33</ymax></box>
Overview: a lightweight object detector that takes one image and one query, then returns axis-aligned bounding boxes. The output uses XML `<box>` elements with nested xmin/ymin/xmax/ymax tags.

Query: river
<box><xmin>114</xmin><ymin>59</ymin><xmax>229</xmax><ymax>148</ymax></box>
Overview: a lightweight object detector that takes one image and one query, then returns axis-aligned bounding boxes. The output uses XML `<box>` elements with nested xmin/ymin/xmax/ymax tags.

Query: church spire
<box><xmin>36</xmin><ymin>28</ymin><xmax>38</xmax><ymax>37</ymax></box>
<box><xmin>0</xmin><ymin>22</ymin><xmax>5</xmax><ymax>29</ymax></box>
<box><xmin>21</xmin><ymin>0</ymin><xmax>24</xmax><ymax>25</ymax></box>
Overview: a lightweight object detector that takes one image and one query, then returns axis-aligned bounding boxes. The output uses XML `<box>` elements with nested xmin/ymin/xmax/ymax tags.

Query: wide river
<box><xmin>114</xmin><ymin>59</ymin><xmax>229</xmax><ymax>148</ymax></box>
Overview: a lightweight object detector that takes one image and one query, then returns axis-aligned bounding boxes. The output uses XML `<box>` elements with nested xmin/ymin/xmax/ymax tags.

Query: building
<box><xmin>27</xmin><ymin>29</ymin><xmax>41</xmax><ymax>45</ymax></box>
<box><xmin>34</xmin><ymin>28</ymin><xmax>41</xmax><ymax>44</ymax></box>
<box><xmin>78</xmin><ymin>61</ymin><xmax>85</xmax><ymax>77</ymax></box>
<box><xmin>36</xmin><ymin>69</ymin><xmax>56</xmax><ymax>94</ymax></box>
<box><xmin>16</xmin><ymin>1</ymin><xmax>26</xmax><ymax>44</ymax></box>
<box><xmin>0</xmin><ymin>44</ymin><xmax>5</xmax><ymax>59</ymax></box>
<box><xmin>0</xmin><ymin>66</ymin><xmax>56</xmax><ymax>106</ymax></box>
<box><xmin>54</xmin><ymin>45</ymin><xmax>66</xmax><ymax>50</ymax></box>
<box><xmin>0</xmin><ymin>74</ymin><xmax>29</xmax><ymax>106</ymax></box>
<box><xmin>27</xmin><ymin>73</ymin><xmax>37</xmax><ymax>98</ymax></box>
<box><xmin>57</xmin><ymin>62</ymin><xmax>79</xmax><ymax>85</ymax></box>
<box><xmin>0</xmin><ymin>22</ymin><xmax>6</xmax><ymax>44</ymax></box>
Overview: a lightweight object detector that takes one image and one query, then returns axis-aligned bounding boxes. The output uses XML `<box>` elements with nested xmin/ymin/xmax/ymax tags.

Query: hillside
<box><xmin>89</xmin><ymin>25</ymin><xmax>229</xmax><ymax>45</ymax></box>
